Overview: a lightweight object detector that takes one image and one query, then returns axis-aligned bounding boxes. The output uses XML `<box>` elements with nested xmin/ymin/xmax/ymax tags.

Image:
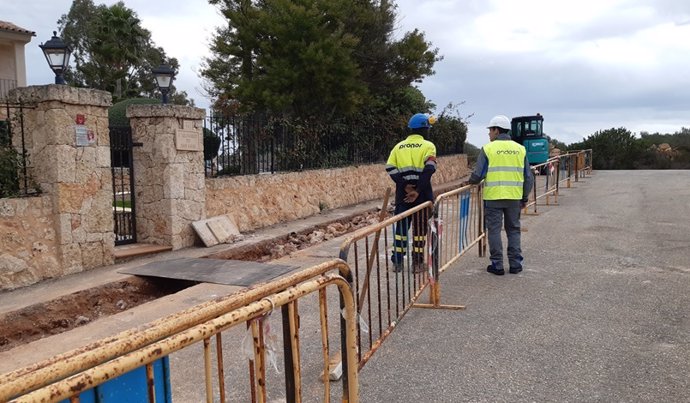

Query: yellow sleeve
<box><xmin>424</xmin><ymin>142</ymin><xmax>437</xmax><ymax>164</ymax></box>
<box><xmin>386</xmin><ymin>147</ymin><xmax>398</xmax><ymax>167</ymax></box>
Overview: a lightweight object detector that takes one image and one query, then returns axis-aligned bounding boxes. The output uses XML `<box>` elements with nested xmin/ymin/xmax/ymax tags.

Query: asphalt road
<box><xmin>358</xmin><ymin>170</ymin><xmax>690</xmax><ymax>402</ymax></box>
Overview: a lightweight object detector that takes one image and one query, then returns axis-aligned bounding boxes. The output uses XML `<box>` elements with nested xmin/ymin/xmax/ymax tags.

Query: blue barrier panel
<box><xmin>59</xmin><ymin>356</ymin><xmax>171</xmax><ymax>403</ymax></box>
<box><xmin>458</xmin><ymin>192</ymin><xmax>471</xmax><ymax>251</ymax></box>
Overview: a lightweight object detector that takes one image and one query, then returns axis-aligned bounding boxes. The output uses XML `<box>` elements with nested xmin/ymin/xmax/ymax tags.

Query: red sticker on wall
<box><xmin>75</xmin><ymin>114</ymin><xmax>85</xmax><ymax>125</ymax></box>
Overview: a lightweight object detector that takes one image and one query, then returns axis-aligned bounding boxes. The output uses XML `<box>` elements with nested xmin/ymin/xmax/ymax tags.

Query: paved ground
<box><xmin>358</xmin><ymin>171</ymin><xmax>690</xmax><ymax>402</ymax></box>
<box><xmin>2</xmin><ymin>171</ymin><xmax>688</xmax><ymax>403</ymax></box>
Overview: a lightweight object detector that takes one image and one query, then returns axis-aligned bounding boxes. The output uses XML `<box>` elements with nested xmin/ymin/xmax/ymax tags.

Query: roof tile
<box><xmin>0</xmin><ymin>20</ymin><xmax>36</xmax><ymax>36</ymax></box>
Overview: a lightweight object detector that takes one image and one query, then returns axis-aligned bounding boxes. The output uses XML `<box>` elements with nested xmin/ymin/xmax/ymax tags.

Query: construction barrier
<box><xmin>522</xmin><ymin>159</ymin><xmax>560</xmax><ymax>215</ymax></box>
<box><xmin>0</xmin><ymin>260</ymin><xmax>360</xmax><ymax>403</ymax></box>
<box><xmin>337</xmin><ymin>184</ymin><xmax>487</xmax><ymax>368</ymax></box>
<box><xmin>421</xmin><ymin>183</ymin><xmax>487</xmax><ymax>309</ymax></box>
<box><xmin>338</xmin><ymin>202</ymin><xmax>433</xmax><ymax>369</ymax></box>
<box><xmin>524</xmin><ymin>149</ymin><xmax>594</xmax><ymax>215</ymax></box>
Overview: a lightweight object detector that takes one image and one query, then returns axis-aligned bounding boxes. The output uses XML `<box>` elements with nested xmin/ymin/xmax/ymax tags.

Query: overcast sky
<box><xmin>3</xmin><ymin>0</ymin><xmax>689</xmax><ymax>146</ymax></box>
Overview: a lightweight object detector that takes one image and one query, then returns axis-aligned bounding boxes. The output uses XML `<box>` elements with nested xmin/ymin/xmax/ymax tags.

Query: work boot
<box><xmin>509</xmin><ymin>266</ymin><xmax>523</xmax><ymax>274</ymax></box>
<box><xmin>412</xmin><ymin>254</ymin><xmax>425</xmax><ymax>273</ymax></box>
<box><xmin>392</xmin><ymin>261</ymin><xmax>404</xmax><ymax>273</ymax></box>
<box><xmin>486</xmin><ymin>264</ymin><xmax>505</xmax><ymax>276</ymax></box>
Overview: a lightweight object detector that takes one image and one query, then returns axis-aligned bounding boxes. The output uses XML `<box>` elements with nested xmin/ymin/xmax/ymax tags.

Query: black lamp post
<box><xmin>152</xmin><ymin>64</ymin><xmax>175</xmax><ymax>104</ymax></box>
<box><xmin>39</xmin><ymin>31</ymin><xmax>72</xmax><ymax>85</ymax></box>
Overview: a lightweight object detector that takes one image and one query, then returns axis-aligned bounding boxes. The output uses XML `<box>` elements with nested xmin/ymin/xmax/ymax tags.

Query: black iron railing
<box><xmin>1</xmin><ymin>102</ymin><xmax>39</xmax><ymax>198</ymax></box>
<box><xmin>203</xmin><ymin>112</ymin><xmax>465</xmax><ymax>177</ymax></box>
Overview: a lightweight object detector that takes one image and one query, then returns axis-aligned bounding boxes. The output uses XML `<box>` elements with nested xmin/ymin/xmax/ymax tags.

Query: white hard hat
<box><xmin>487</xmin><ymin>115</ymin><xmax>511</xmax><ymax>130</ymax></box>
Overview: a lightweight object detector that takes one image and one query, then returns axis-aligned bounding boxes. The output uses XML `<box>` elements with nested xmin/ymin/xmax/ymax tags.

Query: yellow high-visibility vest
<box><xmin>386</xmin><ymin>134</ymin><xmax>437</xmax><ymax>181</ymax></box>
<box><xmin>483</xmin><ymin>140</ymin><xmax>526</xmax><ymax>200</ymax></box>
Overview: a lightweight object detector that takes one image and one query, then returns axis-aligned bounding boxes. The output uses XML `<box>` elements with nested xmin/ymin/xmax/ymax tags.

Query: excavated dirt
<box><xmin>207</xmin><ymin>208</ymin><xmax>389</xmax><ymax>261</ymax></box>
<box><xmin>0</xmin><ymin>277</ymin><xmax>194</xmax><ymax>353</ymax></box>
<box><xmin>0</xmin><ymin>207</ymin><xmax>391</xmax><ymax>354</ymax></box>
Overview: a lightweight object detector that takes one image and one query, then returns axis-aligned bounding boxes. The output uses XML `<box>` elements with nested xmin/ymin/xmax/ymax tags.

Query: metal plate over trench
<box><xmin>119</xmin><ymin>258</ymin><xmax>297</xmax><ymax>287</ymax></box>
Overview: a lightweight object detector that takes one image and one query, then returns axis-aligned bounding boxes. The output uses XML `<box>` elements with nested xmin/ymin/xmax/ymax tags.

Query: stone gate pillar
<box><xmin>10</xmin><ymin>85</ymin><xmax>114</xmax><ymax>274</ymax></box>
<box><xmin>127</xmin><ymin>105</ymin><xmax>206</xmax><ymax>249</ymax></box>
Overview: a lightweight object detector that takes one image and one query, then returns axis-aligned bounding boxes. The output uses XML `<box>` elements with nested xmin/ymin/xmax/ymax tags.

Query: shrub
<box><xmin>108</xmin><ymin>98</ymin><xmax>159</xmax><ymax>127</ymax></box>
<box><xmin>0</xmin><ymin>145</ymin><xmax>20</xmax><ymax>198</ymax></box>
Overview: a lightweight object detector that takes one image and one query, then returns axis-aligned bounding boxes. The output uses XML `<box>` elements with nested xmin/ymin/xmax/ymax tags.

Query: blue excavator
<box><xmin>510</xmin><ymin>113</ymin><xmax>550</xmax><ymax>165</ymax></box>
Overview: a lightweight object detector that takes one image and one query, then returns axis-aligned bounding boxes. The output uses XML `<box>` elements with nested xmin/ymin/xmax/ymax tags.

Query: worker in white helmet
<box><xmin>467</xmin><ymin>115</ymin><xmax>534</xmax><ymax>275</ymax></box>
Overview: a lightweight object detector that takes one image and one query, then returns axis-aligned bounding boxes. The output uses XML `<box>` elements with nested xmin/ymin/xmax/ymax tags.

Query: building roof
<box><xmin>0</xmin><ymin>21</ymin><xmax>36</xmax><ymax>36</ymax></box>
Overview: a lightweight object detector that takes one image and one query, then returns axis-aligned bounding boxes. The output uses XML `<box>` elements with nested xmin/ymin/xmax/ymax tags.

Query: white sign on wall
<box><xmin>175</xmin><ymin>119</ymin><xmax>202</xmax><ymax>151</ymax></box>
<box><xmin>75</xmin><ymin>125</ymin><xmax>96</xmax><ymax>146</ymax></box>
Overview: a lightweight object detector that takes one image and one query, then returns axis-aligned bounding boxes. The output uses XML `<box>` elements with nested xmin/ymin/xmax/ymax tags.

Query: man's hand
<box><xmin>404</xmin><ymin>184</ymin><xmax>419</xmax><ymax>203</ymax></box>
<box><xmin>520</xmin><ymin>200</ymin><xmax>527</xmax><ymax>209</ymax></box>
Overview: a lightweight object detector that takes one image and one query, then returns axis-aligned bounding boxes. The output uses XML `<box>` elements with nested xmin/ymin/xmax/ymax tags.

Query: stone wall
<box><xmin>0</xmin><ymin>196</ymin><xmax>58</xmax><ymax>290</ymax></box>
<box><xmin>206</xmin><ymin>154</ymin><xmax>469</xmax><ymax>232</ymax></box>
<box><xmin>0</xmin><ymin>85</ymin><xmax>114</xmax><ymax>290</ymax></box>
<box><xmin>128</xmin><ymin>105</ymin><xmax>206</xmax><ymax>249</ymax></box>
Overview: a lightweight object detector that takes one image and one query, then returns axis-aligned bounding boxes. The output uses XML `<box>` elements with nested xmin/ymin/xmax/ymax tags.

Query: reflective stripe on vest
<box><xmin>483</xmin><ymin>140</ymin><xmax>526</xmax><ymax>200</ymax></box>
<box><xmin>386</xmin><ymin>134</ymin><xmax>437</xmax><ymax>178</ymax></box>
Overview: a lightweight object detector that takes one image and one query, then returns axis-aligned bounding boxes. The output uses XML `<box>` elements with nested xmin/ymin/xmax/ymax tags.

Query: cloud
<box><xmin>394</xmin><ymin>0</ymin><xmax>690</xmax><ymax>145</ymax></box>
<box><xmin>3</xmin><ymin>0</ymin><xmax>688</xmax><ymax>147</ymax></box>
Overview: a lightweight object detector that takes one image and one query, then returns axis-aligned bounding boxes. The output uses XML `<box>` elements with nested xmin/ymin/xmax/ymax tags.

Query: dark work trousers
<box><xmin>391</xmin><ymin>205</ymin><xmax>430</xmax><ymax>265</ymax></box>
<box><xmin>484</xmin><ymin>203</ymin><xmax>523</xmax><ymax>270</ymax></box>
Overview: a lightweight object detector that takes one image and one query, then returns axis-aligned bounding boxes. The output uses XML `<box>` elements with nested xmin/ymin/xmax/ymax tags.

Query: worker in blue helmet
<box><xmin>385</xmin><ymin>113</ymin><xmax>438</xmax><ymax>274</ymax></box>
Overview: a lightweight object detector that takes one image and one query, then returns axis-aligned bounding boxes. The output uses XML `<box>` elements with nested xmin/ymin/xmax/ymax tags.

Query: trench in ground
<box><xmin>0</xmin><ymin>207</ymin><xmax>386</xmax><ymax>353</ymax></box>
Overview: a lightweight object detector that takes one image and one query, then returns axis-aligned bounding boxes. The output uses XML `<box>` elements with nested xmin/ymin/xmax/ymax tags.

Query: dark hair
<box><xmin>497</xmin><ymin>127</ymin><xmax>510</xmax><ymax>135</ymax></box>
<box><xmin>408</xmin><ymin>127</ymin><xmax>430</xmax><ymax>136</ymax></box>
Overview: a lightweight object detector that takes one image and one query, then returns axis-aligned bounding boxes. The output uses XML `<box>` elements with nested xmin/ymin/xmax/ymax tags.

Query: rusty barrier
<box><xmin>338</xmin><ymin>202</ymin><xmax>434</xmax><ymax>369</ymax></box>
<box><xmin>337</xmin><ymin>184</ymin><xmax>488</xmax><ymax>368</ymax></box>
<box><xmin>522</xmin><ymin>159</ymin><xmax>560</xmax><ymax>215</ymax></box>
<box><xmin>421</xmin><ymin>183</ymin><xmax>486</xmax><ymax>308</ymax></box>
<box><xmin>523</xmin><ymin>149</ymin><xmax>594</xmax><ymax>215</ymax></box>
<box><xmin>575</xmin><ymin>149</ymin><xmax>593</xmax><ymax>176</ymax></box>
<box><xmin>561</xmin><ymin>149</ymin><xmax>593</xmax><ymax>184</ymax></box>
<box><xmin>0</xmin><ymin>260</ymin><xmax>360</xmax><ymax>403</ymax></box>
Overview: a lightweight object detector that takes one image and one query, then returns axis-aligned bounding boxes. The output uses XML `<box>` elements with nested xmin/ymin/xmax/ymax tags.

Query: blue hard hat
<box><xmin>408</xmin><ymin>113</ymin><xmax>433</xmax><ymax>129</ymax></box>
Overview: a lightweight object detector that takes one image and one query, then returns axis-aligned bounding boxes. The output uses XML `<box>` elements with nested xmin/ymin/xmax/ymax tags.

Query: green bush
<box><xmin>0</xmin><ymin>145</ymin><xmax>20</xmax><ymax>198</ymax></box>
<box><xmin>108</xmin><ymin>98</ymin><xmax>159</xmax><ymax>127</ymax></box>
<box><xmin>203</xmin><ymin>128</ymin><xmax>221</xmax><ymax>161</ymax></box>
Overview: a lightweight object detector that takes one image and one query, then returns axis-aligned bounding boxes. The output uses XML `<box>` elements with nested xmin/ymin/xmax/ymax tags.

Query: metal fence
<box><xmin>203</xmin><ymin>113</ymin><xmax>465</xmax><ymax>177</ymax></box>
<box><xmin>524</xmin><ymin>150</ymin><xmax>593</xmax><ymax>215</ymax></box>
<box><xmin>0</xmin><ymin>101</ymin><xmax>38</xmax><ymax>198</ymax></box>
<box><xmin>109</xmin><ymin>125</ymin><xmax>137</xmax><ymax>245</ymax></box>
<box><xmin>337</xmin><ymin>184</ymin><xmax>487</xmax><ymax>368</ymax></box>
<box><xmin>0</xmin><ymin>259</ymin><xmax>360</xmax><ymax>403</ymax></box>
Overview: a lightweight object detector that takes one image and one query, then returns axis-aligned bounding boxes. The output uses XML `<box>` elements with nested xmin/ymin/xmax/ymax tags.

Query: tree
<box><xmin>429</xmin><ymin>102</ymin><xmax>469</xmax><ymax>155</ymax></box>
<box><xmin>572</xmin><ymin>127</ymin><xmax>644</xmax><ymax>169</ymax></box>
<box><xmin>202</xmin><ymin>0</ymin><xmax>441</xmax><ymax>123</ymax></box>
<box><xmin>58</xmin><ymin>0</ymin><xmax>192</xmax><ymax>104</ymax></box>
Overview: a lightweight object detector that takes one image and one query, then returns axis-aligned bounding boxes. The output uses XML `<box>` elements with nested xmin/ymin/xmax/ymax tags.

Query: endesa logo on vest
<box><xmin>495</xmin><ymin>150</ymin><xmax>521</xmax><ymax>155</ymax></box>
<box><xmin>399</xmin><ymin>143</ymin><xmax>422</xmax><ymax>149</ymax></box>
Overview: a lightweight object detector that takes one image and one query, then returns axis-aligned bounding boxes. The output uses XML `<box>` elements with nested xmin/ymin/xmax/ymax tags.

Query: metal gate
<box><xmin>110</xmin><ymin>125</ymin><xmax>137</xmax><ymax>245</ymax></box>
<box><xmin>1</xmin><ymin>101</ymin><xmax>38</xmax><ymax>198</ymax></box>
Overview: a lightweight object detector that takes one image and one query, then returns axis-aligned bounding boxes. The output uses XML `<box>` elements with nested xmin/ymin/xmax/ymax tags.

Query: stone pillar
<box><xmin>127</xmin><ymin>105</ymin><xmax>206</xmax><ymax>250</ymax></box>
<box><xmin>10</xmin><ymin>85</ymin><xmax>114</xmax><ymax>274</ymax></box>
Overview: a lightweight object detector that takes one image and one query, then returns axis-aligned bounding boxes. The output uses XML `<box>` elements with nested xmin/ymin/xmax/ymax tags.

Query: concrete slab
<box><xmin>119</xmin><ymin>258</ymin><xmax>297</xmax><ymax>286</ymax></box>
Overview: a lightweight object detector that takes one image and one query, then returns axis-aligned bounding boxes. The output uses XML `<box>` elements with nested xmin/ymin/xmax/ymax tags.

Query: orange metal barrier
<box><xmin>524</xmin><ymin>149</ymin><xmax>593</xmax><ymax>215</ymax></box>
<box><xmin>419</xmin><ymin>183</ymin><xmax>486</xmax><ymax>309</ymax></box>
<box><xmin>338</xmin><ymin>202</ymin><xmax>435</xmax><ymax>369</ymax></box>
<box><xmin>0</xmin><ymin>260</ymin><xmax>360</xmax><ymax>403</ymax></box>
<box><xmin>337</xmin><ymin>185</ymin><xmax>488</xmax><ymax>367</ymax></box>
<box><xmin>522</xmin><ymin>159</ymin><xmax>559</xmax><ymax>214</ymax></box>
